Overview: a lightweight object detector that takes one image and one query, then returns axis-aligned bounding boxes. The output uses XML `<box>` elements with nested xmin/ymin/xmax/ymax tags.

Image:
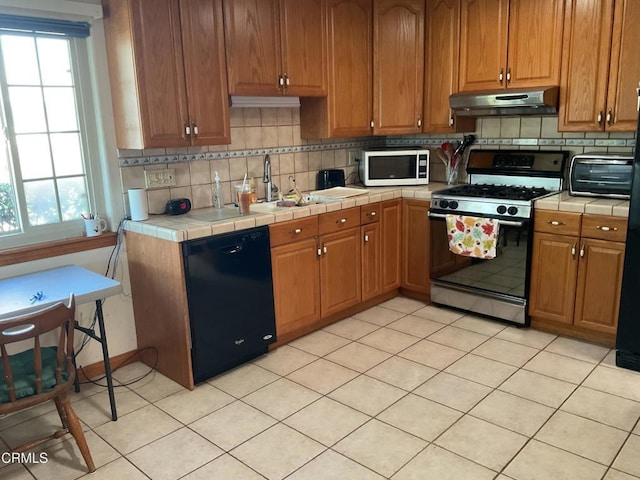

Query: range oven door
<box><xmin>428</xmin><ymin>211</ymin><xmax>532</xmax><ymax>325</ymax></box>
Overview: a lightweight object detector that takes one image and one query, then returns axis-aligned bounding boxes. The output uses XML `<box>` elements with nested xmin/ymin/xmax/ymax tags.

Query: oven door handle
<box><xmin>428</xmin><ymin>212</ymin><xmax>525</xmax><ymax>228</ymax></box>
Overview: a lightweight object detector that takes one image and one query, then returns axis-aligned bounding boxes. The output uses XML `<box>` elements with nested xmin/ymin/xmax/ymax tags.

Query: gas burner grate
<box><xmin>441</xmin><ymin>184</ymin><xmax>550</xmax><ymax>201</ymax></box>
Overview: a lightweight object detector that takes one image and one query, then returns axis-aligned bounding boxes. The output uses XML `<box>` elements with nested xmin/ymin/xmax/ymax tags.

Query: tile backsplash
<box><xmin>118</xmin><ymin>110</ymin><xmax>635</xmax><ymax>215</ymax></box>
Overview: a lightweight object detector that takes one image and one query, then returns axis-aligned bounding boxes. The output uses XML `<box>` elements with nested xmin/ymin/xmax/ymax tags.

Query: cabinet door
<box><xmin>606</xmin><ymin>0</ymin><xmax>640</xmax><ymax>132</ymax></box>
<box><xmin>180</xmin><ymin>0</ymin><xmax>230</xmax><ymax>145</ymax></box>
<box><xmin>506</xmin><ymin>0</ymin><xmax>564</xmax><ymax>88</ymax></box>
<box><xmin>373</xmin><ymin>0</ymin><xmax>425</xmax><ymax>134</ymax></box>
<box><xmin>271</xmin><ymin>238</ymin><xmax>321</xmax><ymax>337</ymax></box>
<box><xmin>574</xmin><ymin>239</ymin><xmax>625</xmax><ymax>335</ymax></box>
<box><xmin>423</xmin><ymin>0</ymin><xmax>475</xmax><ymax>133</ymax></box>
<box><xmin>401</xmin><ymin>200</ymin><xmax>430</xmax><ymax>293</ymax></box>
<box><xmin>558</xmin><ymin>0</ymin><xmax>614</xmax><ymax>131</ymax></box>
<box><xmin>223</xmin><ymin>0</ymin><xmax>282</xmax><ymax>95</ymax></box>
<box><xmin>320</xmin><ymin>228</ymin><xmax>362</xmax><ymax>317</ymax></box>
<box><xmin>130</xmin><ymin>0</ymin><xmax>190</xmax><ymax>147</ymax></box>
<box><xmin>528</xmin><ymin>232</ymin><xmax>578</xmax><ymax>324</ymax></box>
<box><xmin>381</xmin><ymin>199</ymin><xmax>401</xmax><ymax>291</ymax></box>
<box><xmin>279</xmin><ymin>0</ymin><xmax>327</xmax><ymax>96</ymax></box>
<box><xmin>362</xmin><ymin>223</ymin><xmax>381</xmax><ymax>301</ymax></box>
<box><xmin>459</xmin><ymin>0</ymin><xmax>508</xmax><ymax>92</ymax></box>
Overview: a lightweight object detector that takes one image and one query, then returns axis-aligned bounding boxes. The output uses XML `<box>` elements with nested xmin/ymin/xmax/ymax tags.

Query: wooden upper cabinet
<box><xmin>102</xmin><ymin>0</ymin><xmax>230</xmax><ymax>148</ymax></box>
<box><xmin>423</xmin><ymin>0</ymin><xmax>475</xmax><ymax>133</ymax></box>
<box><xmin>279</xmin><ymin>0</ymin><xmax>327</xmax><ymax>96</ymax></box>
<box><xmin>305</xmin><ymin>0</ymin><xmax>373</xmax><ymax>138</ymax></box>
<box><xmin>559</xmin><ymin>0</ymin><xmax>638</xmax><ymax>132</ymax></box>
<box><xmin>459</xmin><ymin>0</ymin><xmax>563</xmax><ymax>92</ymax></box>
<box><xmin>180</xmin><ymin>0</ymin><xmax>231</xmax><ymax>146</ymax></box>
<box><xmin>605</xmin><ymin>0</ymin><xmax>640</xmax><ymax>132</ymax></box>
<box><xmin>558</xmin><ymin>0</ymin><xmax>614</xmax><ymax>131</ymax></box>
<box><xmin>223</xmin><ymin>0</ymin><xmax>326</xmax><ymax>96</ymax></box>
<box><xmin>459</xmin><ymin>0</ymin><xmax>508</xmax><ymax>92</ymax></box>
<box><xmin>373</xmin><ymin>0</ymin><xmax>425</xmax><ymax>134</ymax></box>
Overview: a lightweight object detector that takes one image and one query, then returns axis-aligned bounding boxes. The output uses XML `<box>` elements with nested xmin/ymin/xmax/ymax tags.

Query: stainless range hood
<box><xmin>450</xmin><ymin>86</ymin><xmax>559</xmax><ymax>117</ymax></box>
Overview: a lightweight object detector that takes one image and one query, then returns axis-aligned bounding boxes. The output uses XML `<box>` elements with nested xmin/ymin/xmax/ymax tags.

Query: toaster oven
<box><xmin>569</xmin><ymin>153</ymin><xmax>633</xmax><ymax>199</ymax></box>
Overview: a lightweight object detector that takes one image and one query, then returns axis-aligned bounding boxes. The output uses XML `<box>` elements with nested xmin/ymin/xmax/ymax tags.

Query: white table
<box><xmin>0</xmin><ymin>265</ymin><xmax>122</xmax><ymax>420</ymax></box>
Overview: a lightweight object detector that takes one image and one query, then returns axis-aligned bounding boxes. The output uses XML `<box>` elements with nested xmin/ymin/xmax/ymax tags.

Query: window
<box><xmin>0</xmin><ymin>15</ymin><xmax>100</xmax><ymax>248</ymax></box>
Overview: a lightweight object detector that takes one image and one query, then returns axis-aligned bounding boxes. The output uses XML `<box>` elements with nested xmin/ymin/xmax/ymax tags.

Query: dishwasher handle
<box><xmin>428</xmin><ymin>211</ymin><xmax>525</xmax><ymax>228</ymax></box>
<box><xmin>222</xmin><ymin>244</ymin><xmax>244</xmax><ymax>255</ymax></box>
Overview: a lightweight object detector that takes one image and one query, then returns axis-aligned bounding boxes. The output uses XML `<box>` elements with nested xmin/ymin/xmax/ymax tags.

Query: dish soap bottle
<box><xmin>212</xmin><ymin>171</ymin><xmax>223</xmax><ymax>208</ymax></box>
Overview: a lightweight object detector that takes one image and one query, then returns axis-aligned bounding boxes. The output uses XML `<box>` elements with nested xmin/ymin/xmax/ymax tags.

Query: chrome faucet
<box><xmin>263</xmin><ymin>154</ymin><xmax>275</xmax><ymax>201</ymax></box>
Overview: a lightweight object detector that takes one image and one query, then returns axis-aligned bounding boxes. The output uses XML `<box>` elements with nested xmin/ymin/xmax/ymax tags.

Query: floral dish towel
<box><xmin>445</xmin><ymin>215</ymin><xmax>500</xmax><ymax>259</ymax></box>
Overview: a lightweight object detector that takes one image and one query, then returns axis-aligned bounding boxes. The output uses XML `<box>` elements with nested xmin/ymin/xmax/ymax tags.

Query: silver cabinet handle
<box><xmin>368</xmin><ymin>211</ymin><xmax>376</xmax><ymax>217</ymax></box>
<box><xmin>317</xmin><ymin>247</ymin><xmax>322</xmax><ymax>257</ymax></box>
<box><xmin>546</xmin><ymin>220</ymin><xmax>565</xmax><ymax>226</ymax></box>
<box><xmin>323</xmin><ymin>245</ymin><xmax>327</xmax><ymax>254</ymax></box>
<box><xmin>292</xmin><ymin>228</ymin><xmax>302</xmax><ymax>234</ymax></box>
<box><xmin>571</xmin><ymin>244</ymin><xmax>577</xmax><ymax>259</ymax></box>
<box><xmin>185</xmin><ymin>122</ymin><xmax>191</xmax><ymax>138</ymax></box>
<box><xmin>606</xmin><ymin>110</ymin><xmax>613</xmax><ymax>126</ymax></box>
<box><xmin>449</xmin><ymin>116</ymin><xmax>455</xmax><ymax>127</ymax></box>
<box><xmin>284</xmin><ymin>74</ymin><xmax>290</xmax><ymax>87</ymax></box>
<box><xmin>596</xmin><ymin>225</ymin><xmax>618</xmax><ymax>232</ymax></box>
<box><xmin>192</xmin><ymin>123</ymin><xmax>198</xmax><ymax>136</ymax></box>
<box><xmin>417</xmin><ymin>116</ymin><xmax>422</xmax><ymax>128</ymax></box>
<box><xmin>506</xmin><ymin>68</ymin><xmax>511</xmax><ymax>85</ymax></box>
<box><xmin>337</xmin><ymin>218</ymin><xmax>347</xmax><ymax>224</ymax></box>
<box><xmin>364</xmin><ymin>234</ymin><xmax>369</xmax><ymax>243</ymax></box>
<box><xmin>597</xmin><ymin>111</ymin><xmax>603</xmax><ymax>125</ymax></box>
<box><xmin>499</xmin><ymin>68</ymin><xmax>504</xmax><ymax>84</ymax></box>
<box><xmin>580</xmin><ymin>244</ymin><xmax>585</xmax><ymax>258</ymax></box>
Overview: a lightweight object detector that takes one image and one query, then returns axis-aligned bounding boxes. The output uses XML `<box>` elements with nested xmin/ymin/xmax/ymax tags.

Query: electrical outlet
<box><xmin>348</xmin><ymin>150</ymin><xmax>359</xmax><ymax>166</ymax></box>
<box><xmin>145</xmin><ymin>168</ymin><xmax>176</xmax><ymax>188</ymax></box>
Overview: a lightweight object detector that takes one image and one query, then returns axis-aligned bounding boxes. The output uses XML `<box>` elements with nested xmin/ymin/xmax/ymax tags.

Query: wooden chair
<box><xmin>0</xmin><ymin>294</ymin><xmax>95</xmax><ymax>473</ymax></box>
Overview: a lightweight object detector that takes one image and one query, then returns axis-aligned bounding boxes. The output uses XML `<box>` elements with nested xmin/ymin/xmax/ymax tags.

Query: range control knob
<box><xmin>449</xmin><ymin>201</ymin><xmax>459</xmax><ymax>210</ymax></box>
<box><xmin>440</xmin><ymin>200</ymin><xmax>449</xmax><ymax>209</ymax></box>
<box><xmin>507</xmin><ymin>206</ymin><xmax>518</xmax><ymax>216</ymax></box>
<box><xmin>496</xmin><ymin>205</ymin><xmax>507</xmax><ymax>215</ymax></box>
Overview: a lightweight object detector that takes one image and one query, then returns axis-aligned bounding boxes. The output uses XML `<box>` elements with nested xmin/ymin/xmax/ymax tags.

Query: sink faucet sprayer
<box><xmin>263</xmin><ymin>154</ymin><xmax>278</xmax><ymax>201</ymax></box>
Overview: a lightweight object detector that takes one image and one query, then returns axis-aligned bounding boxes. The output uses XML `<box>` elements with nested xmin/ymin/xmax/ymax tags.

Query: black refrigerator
<box><xmin>616</xmin><ymin>87</ymin><xmax>640</xmax><ymax>371</ymax></box>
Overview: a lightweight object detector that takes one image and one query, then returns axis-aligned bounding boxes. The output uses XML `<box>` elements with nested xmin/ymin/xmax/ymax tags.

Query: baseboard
<box><xmin>76</xmin><ymin>349</ymin><xmax>141</xmax><ymax>383</ymax></box>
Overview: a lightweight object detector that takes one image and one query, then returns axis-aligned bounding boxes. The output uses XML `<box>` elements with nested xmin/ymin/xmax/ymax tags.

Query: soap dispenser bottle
<box><xmin>212</xmin><ymin>171</ymin><xmax>223</xmax><ymax>208</ymax></box>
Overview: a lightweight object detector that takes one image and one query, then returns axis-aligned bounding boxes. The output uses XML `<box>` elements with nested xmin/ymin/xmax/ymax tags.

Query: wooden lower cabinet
<box><xmin>362</xmin><ymin>221</ymin><xmax>382</xmax><ymax>301</ymax></box>
<box><xmin>320</xmin><ymin>228</ymin><xmax>362</xmax><ymax>316</ymax></box>
<box><xmin>574</xmin><ymin>239</ymin><xmax>626</xmax><ymax>334</ymax></box>
<box><xmin>271</xmin><ymin>237</ymin><xmax>321</xmax><ymax>338</ymax></box>
<box><xmin>381</xmin><ymin>199</ymin><xmax>402</xmax><ymax>291</ymax></box>
<box><xmin>529</xmin><ymin>212</ymin><xmax>627</xmax><ymax>344</ymax></box>
<box><xmin>401</xmin><ymin>199</ymin><xmax>430</xmax><ymax>298</ymax></box>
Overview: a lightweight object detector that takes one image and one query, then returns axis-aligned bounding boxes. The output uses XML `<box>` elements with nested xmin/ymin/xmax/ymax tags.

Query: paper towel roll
<box><xmin>129</xmin><ymin>188</ymin><xmax>149</xmax><ymax>221</ymax></box>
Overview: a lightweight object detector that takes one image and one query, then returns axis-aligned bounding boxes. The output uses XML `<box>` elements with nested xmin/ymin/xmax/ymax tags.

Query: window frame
<box><xmin>0</xmin><ymin>32</ymin><xmax>104</xmax><ymax>249</ymax></box>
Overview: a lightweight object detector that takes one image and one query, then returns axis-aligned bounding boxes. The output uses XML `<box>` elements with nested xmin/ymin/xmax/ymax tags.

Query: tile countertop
<box><xmin>123</xmin><ymin>183</ymin><xmax>451</xmax><ymax>242</ymax></box>
<box><xmin>535</xmin><ymin>191</ymin><xmax>630</xmax><ymax>218</ymax></box>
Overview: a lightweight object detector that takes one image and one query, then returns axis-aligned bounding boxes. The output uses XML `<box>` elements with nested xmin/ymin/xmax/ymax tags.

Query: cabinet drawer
<box><xmin>361</xmin><ymin>203</ymin><xmax>381</xmax><ymax>225</ymax></box>
<box><xmin>319</xmin><ymin>207</ymin><xmax>361</xmax><ymax>235</ymax></box>
<box><xmin>269</xmin><ymin>216</ymin><xmax>319</xmax><ymax>247</ymax></box>
<box><xmin>581</xmin><ymin>215</ymin><xmax>628</xmax><ymax>242</ymax></box>
<box><xmin>534</xmin><ymin>210</ymin><xmax>582</xmax><ymax>236</ymax></box>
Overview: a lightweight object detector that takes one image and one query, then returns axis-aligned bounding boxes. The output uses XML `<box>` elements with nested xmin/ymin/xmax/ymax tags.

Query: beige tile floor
<box><xmin>3</xmin><ymin>297</ymin><xmax>640</xmax><ymax>479</ymax></box>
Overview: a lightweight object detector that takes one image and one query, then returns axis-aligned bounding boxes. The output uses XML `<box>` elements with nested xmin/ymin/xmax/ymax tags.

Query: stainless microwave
<box><xmin>569</xmin><ymin>153</ymin><xmax>633</xmax><ymax>199</ymax></box>
<box><xmin>359</xmin><ymin>148</ymin><xmax>429</xmax><ymax>186</ymax></box>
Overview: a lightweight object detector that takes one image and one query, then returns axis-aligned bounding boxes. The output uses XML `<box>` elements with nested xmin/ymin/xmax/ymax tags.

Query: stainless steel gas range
<box><xmin>428</xmin><ymin>149</ymin><xmax>569</xmax><ymax>326</ymax></box>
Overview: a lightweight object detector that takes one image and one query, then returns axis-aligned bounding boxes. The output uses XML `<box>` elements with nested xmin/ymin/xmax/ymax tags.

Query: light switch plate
<box><xmin>145</xmin><ymin>168</ymin><xmax>176</xmax><ymax>188</ymax></box>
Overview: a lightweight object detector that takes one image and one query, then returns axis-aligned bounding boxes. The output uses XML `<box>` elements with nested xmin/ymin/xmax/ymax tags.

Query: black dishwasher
<box><xmin>182</xmin><ymin>226</ymin><xmax>276</xmax><ymax>383</ymax></box>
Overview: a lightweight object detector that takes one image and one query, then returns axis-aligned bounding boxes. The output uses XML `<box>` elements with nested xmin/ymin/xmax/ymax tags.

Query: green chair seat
<box><xmin>0</xmin><ymin>347</ymin><xmax>69</xmax><ymax>403</ymax></box>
